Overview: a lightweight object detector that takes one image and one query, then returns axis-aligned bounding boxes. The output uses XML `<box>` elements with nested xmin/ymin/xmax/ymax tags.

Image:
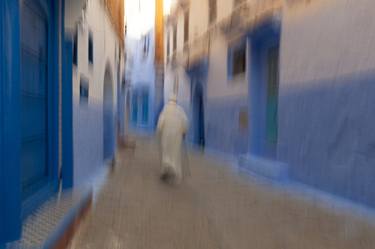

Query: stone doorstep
<box><xmin>6</xmin><ymin>189</ymin><xmax>93</xmax><ymax>249</ymax></box>
<box><xmin>238</xmin><ymin>154</ymin><xmax>289</xmax><ymax>181</ymax></box>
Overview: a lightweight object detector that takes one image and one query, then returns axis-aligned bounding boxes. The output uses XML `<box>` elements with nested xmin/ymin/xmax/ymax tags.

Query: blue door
<box><xmin>141</xmin><ymin>90</ymin><xmax>149</xmax><ymax>125</ymax></box>
<box><xmin>193</xmin><ymin>82</ymin><xmax>205</xmax><ymax>147</ymax></box>
<box><xmin>20</xmin><ymin>0</ymin><xmax>49</xmax><ymax>199</ymax></box>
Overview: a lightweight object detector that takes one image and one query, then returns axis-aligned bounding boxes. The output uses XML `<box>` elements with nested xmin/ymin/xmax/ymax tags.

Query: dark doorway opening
<box><xmin>193</xmin><ymin>83</ymin><xmax>205</xmax><ymax>147</ymax></box>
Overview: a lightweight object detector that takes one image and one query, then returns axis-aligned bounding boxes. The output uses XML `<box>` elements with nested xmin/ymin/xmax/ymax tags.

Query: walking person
<box><xmin>157</xmin><ymin>93</ymin><xmax>188</xmax><ymax>184</ymax></box>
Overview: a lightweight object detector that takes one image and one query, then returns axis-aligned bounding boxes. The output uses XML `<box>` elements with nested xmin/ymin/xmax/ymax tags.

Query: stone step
<box><xmin>238</xmin><ymin>154</ymin><xmax>289</xmax><ymax>181</ymax></box>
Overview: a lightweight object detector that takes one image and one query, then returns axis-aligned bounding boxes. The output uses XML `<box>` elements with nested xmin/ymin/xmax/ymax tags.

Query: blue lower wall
<box><xmin>180</xmin><ymin>96</ymin><xmax>249</xmax><ymax>155</ymax></box>
<box><xmin>278</xmin><ymin>69</ymin><xmax>375</xmax><ymax>207</ymax></box>
<box><xmin>73</xmin><ymin>101</ymin><xmax>106</xmax><ymax>186</ymax></box>
<box><xmin>205</xmin><ymin>96</ymin><xmax>249</xmax><ymax>155</ymax></box>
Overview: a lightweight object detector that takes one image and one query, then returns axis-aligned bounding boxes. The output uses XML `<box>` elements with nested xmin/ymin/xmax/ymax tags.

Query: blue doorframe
<box><xmin>0</xmin><ymin>0</ymin><xmax>63</xmax><ymax>244</ymax></box>
<box><xmin>248</xmin><ymin>18</ymin><xmax>281</xmax><ymax>158</ymax></box>
<box><xmin>62</xmin><ymin>35</ymin><xmax>74</xmax><ymax>189</ymax></box>
<box><xmin>20</xmin><ymin>0</ymin><xmax>60</xmax><ymax>218</ymax></box>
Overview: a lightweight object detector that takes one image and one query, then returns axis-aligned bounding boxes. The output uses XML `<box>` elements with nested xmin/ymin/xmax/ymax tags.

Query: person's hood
<box><xmin>169</xmin><ymin>93</ymin><xmax>177</xmax><ymax>103</ymax></box>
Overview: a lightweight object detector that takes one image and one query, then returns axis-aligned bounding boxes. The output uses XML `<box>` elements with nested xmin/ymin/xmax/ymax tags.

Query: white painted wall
<box><xmin>188</xmin><ymin>0</ymin><xmax>209</xmax><ymax>41</ymax></box>
<box><xmin>280</xmin><ymin>0</ymin><xmax>375</xmax><ymax>85</ymax></box>
<box><xmin>206</xmin><ymin>33</ymin><xmax>248</xmax><ymax>99</ymax></box>
<box><xmin>68</xmin><ymin>0</ymin><xmax>124</xmax><ymax>184</ymax></box>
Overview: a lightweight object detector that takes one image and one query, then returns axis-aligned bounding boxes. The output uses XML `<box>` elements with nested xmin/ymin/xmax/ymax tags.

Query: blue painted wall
<box><xmin>278</xmin><ymin>70</ymin><xmax>375</xmax><ymax>206</ymax></box>
<box><xmin>73</xmin><ymin>101</ymin><xmax>107</xmax><ymax>185</ymax></box>
<box><xmin>205</xmin><ymin>96</ymin><xmax>249</xmax><ymax>155</ymax></box>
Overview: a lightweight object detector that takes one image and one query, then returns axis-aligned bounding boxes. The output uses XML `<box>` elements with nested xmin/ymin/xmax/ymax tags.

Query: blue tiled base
<box><xmin>6</xmin><ymin>188</ymin><xmax>92</xmax><ymax>249</ymax></box>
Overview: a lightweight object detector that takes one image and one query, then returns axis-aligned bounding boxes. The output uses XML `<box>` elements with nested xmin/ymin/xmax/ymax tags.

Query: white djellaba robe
<box><xmin>157</xmin><ymin>96</ymin><xmax>188</xmax><ymax>183</ymax></box>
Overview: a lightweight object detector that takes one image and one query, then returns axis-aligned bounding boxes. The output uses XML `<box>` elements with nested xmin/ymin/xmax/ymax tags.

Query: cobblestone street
<box><xmin>67</xmin><ymin>138</ymin><xmax>375</xmax><ymax>249</ymax></box>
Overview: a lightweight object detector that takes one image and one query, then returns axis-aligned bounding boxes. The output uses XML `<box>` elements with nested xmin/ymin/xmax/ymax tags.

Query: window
<box><xmin>88</xmin><ymin>31</ymin><xmax>93</xmax><ymax>64</ymax></box>
<box><xmin>228</xmin><ymin>42</ymin><xmax>246</xmax><ymax>79</ymax></box>
<box><xmin>184</xmin><ymin>11</ymin><xmax>189</xmax><ymax>43</ymax></box>
<box><xmin>209</xmin><ymin>0</ymin><xmax>217</xmax><ymax>24</ymax></box>
<box><xmin>79</xmin><ymin>75</ymin><xmax>89</xmax><ymax>104</ymax></box>
<box><xmin>143</xmin><ymin>34</ymin><xmax>150</xmax><ymax>57</ymax></box>
<box><xmin>173</xmin><ymin>24</ymin><xmax>177</xmax><ymax>52</ymax></box>
<box><xmin>73</xmin><ymin>29</ymin><xmax>78</xmax><ymax>66</ymax></box>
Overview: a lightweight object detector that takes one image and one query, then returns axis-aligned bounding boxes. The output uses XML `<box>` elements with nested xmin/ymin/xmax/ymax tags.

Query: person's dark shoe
<box><xmin>160</xmin><ymin>172</ymin><xmax>169</xmax><ymax>182</ymax></box>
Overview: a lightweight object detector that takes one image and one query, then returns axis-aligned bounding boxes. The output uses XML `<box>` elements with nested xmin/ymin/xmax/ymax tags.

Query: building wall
<box><xmin>278</xmin><ymin>0</ymin><xmax>375</xmax><ymax>206</ymax></box>
<box><xmin>68</xmin><ymin>0</ymin><xmax>123</xmax><ymax>185</ymax></box>
<box><xmin>104</xmin><ymin>0</ymin><xmax>125</xmax><ymax>44</ymax></box>
<box><xmin>204</xmin><ymin>26</ymin><xmax>249</xmax><ymax>154</ymax></box>
<box><xmin>126</xmin><ymin>31</ymin><xmax>156</xmax><ymax>132</ymax></box>
<box><xmin>165</xmin><ymin>0</ymin><xmax>249</xmax><ymax>154</ymax></box>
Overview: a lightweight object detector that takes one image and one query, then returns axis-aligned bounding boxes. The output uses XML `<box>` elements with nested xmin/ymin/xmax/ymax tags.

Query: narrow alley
<box><xmin>67</xmin><ymin>137</ymin><xmax>375</xmax><ymax>249</ymax></box>
<box><xmin>3</xmin><ymin>0</ymin><xmax>375</xmax><ymax>248</ymax></box>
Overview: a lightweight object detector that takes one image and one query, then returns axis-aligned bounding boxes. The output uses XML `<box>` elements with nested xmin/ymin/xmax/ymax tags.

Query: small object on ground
<box><xmin>160</xmin><ymin>172</ymin><xmax>169</xmax><ymax>182</ymax></box>
<box><xmin>121</xmin><ymin>136</ymin><xmax>136</xmax><ymax>149</ymax></box>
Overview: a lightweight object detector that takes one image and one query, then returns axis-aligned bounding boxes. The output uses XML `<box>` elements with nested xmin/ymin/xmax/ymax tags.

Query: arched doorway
<box><xmin>103</xmin><ymin>66</ymin><xmax>115</xmax><ymax>161</ymax></box>
<box><xmin>193</xmin><ymin>82</ymin><xmax>205</xmax><ymax>147</ymax></box>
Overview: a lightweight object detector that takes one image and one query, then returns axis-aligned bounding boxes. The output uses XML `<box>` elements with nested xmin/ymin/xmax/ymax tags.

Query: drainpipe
<box><xmin>58</xmin><ymin>0</ymin><xmax>63</xmax><ymax>191</ymax></box>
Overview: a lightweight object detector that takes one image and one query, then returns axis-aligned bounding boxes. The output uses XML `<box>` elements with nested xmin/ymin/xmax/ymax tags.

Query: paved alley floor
<box><xmin>68</xmin><ymin>138</ymin><xmax>375</xmax><ymax>249</ymax></box>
